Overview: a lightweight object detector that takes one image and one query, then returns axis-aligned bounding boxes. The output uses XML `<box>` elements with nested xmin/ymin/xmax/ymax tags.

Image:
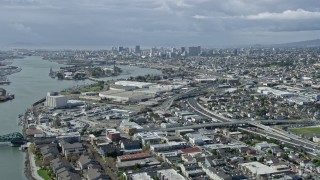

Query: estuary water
<box><xmin>0</xmin><ymin>56</ymin><xmax>161</xmax><ymax>179</ymax></box>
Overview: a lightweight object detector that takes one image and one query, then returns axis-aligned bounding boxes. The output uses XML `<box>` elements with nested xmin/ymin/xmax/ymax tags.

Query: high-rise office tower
<box><xmin>135</xmin><ymin>45</ymin><xmax>141</xmax><ymax>54</ymax></box>
<box><xmin>188</xmin><ymin>46</ymin><xmax>201</xmax><ymax>56</ymax></box>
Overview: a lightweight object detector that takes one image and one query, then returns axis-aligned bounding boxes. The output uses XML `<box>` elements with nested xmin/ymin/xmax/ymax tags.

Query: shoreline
<box><xmin>24</xmin><ymin>149</ymin><xmax>36</xmax><ymax>180</ymax></box>
<box><xmin>5</xmin><ymin>56</ymin><xmax>161</xmax><ymax>180</ymax></box>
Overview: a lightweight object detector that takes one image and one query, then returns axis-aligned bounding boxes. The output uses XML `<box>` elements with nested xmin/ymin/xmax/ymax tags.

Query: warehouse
<box><xmin>115</xmin><ymin>81</ymin><xmax>155</xmax><ymax>88</ymax></box>
<box><xmin>99</xmin><ymin>90</ymin><xmax>153</xmax><ymax>103</ymax></box>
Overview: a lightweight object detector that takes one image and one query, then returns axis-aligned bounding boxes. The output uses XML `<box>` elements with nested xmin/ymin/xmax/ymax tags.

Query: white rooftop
<box><xmin>239</xmin><ymin>161</ymin><xmax>278</xmax><ymax>175</ymax></box>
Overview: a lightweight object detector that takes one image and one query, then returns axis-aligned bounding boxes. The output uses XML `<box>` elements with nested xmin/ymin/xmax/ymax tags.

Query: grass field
<box><xmin>37</xmin><ymin>169</ymin><xmax>50</xmax><ymax>180</ymax></box>
<box><xmin>289</xmin><ymin>127</ymin><xmax>320</xmax><ymax>135</ymax></box>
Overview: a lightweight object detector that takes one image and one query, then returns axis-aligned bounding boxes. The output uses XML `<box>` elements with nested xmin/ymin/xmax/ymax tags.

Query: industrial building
<box><xmin>238</xmin><ymin>161</ymin><xmax>291</xmax><ymax>179</ymax></box>
<box><xmin>150</xmin><ymin>142</ymin><xmax>186</xmax><ymax>152</ymax></box>
<box><xmin>114</xmin><ymin>81</ymin><xmax>155</xmax><ymax>88</ymax></box>
<box><xmin>99</xmin><ymin>90</ymin><xmax>154</xmax><ymax>103</ymax></box>
<box><xmin>45</xmin><ymin>92</ymin><xmax>68</xmax><ymax>108</ymax></box>
<box><xmin>257</xmin><ymin>87</ymin><xmax>294</xmax><ymax>98</ymax></box>
<box><xmin>134</xmin><ymin>132</ymin><xmax>162</xmax><ymax>145</ymax></box>
<box><xmin>157</xmin><ymin>169</ymin><xmax>185</xmax><ymax>180</ymax></box>
<box><xmin>120</xmin><ymin>120</ymin><xmax>144</xmax><ymax>134</ymax></box>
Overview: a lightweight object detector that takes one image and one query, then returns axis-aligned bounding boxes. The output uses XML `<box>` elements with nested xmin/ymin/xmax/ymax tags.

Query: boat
<box><xmin>0</xmin><ymin>93</ymin><xmax>14</xmax><ymax>102</ymax></box>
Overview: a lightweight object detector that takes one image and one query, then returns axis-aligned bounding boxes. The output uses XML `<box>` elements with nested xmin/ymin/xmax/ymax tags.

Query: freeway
<box><xmin>240</xmin><ymin>127</ymin><xmax>320</xmax><ymax>157</ymax></box>
<box><xmin>154</xmin><ymin>87</ymin><xmax>198</xmax><ymax>111</ymax></box>
<box><xmin>186</xmin><ymin>97</ymin><xmax>232</xmax><ymax>122</ymax></box>
<box><xmin>181</xmin><ymin>95</ymin><xmax>319</xmax><ymax>155</ymax></box>
<box><xmin>249</xmin><ymin>122</ymin><xmax>320</xmax><ymax>153</ymax></box>
<box><xmin>152</xmin><ymin>82</ymin><xmax>320</xmax><ymax>156</ymax></box>
<box><xmin>148</xmin><ymin>119</ymin><xmax>312</xmax><ymax>132</ymax></box>
<box><xmin>154</xmin><ymin>82</ymin><xmax>213</xmax><ymax>111</ymax></box>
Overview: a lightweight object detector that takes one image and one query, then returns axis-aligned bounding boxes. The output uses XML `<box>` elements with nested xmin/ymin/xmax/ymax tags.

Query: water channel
<box><xmin>0</xmin><ymin>56</ymin><xmax>161</xmax><ymax>179</ymax></box>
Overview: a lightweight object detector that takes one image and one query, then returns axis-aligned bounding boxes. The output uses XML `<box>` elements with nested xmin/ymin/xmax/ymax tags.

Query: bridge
<box><xmin>0</xmin><ymin>132</ymin><xmax>24</xmax><ymax>142</ymax></box>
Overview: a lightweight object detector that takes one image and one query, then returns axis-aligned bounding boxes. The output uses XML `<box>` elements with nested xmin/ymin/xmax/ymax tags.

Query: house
<box><xmin>116</xmin><ymin>157</ymin><xmax>160</xmax><ymax>170</ymax></box>
<box><xmin>205</xmin><ymin>157</ymin><xmax>226</xmax><ymax>167</ymax></box>
<box><xmin>98</xmin><ymin>144</ymin><xmax>120</xmax><ymax>157</ymax></box>
<box><xmin>77</xmin><ymin>155</ymin><xmax>97</xmax><ymax>170</ymax></box>
<box><xmin>120</xmin><ymin>139</ymin><xmax>141</xmax><ymax>150</ymax></box>
<box><xmin>120</xmin><ymin>139</ymin><xmax>142</xmax><ymax>154</ymax></box>
<box><xmin>50</xmin><ymin>158</ymin><xmax>73</xmax><ymax>174</ymax></box>
<box><xmin>106</xmin><ymin>129</ymin><xmax>121</xmax><ymax>142</ymax></box>
<box><xmin>181</xmin><ymin>154</ymin><xmax>197</xmax><ymax>164</ymax></box>
<box><xmin>179</xmin><ymin>163</ymin><xmax>206</xmax><ymax>178</ymax></box>
<box><xmin>163</xmin><ymin>136</ymin><xmax>183</xmax><ymax>143</ymax></box>
<box><xmin>40</xmin><ymin>144</ymin><xmax>59</xmax><ymax>164</ymax></box>
<box><xmin>61</xmin><ymin>142</ymin><xmax>86</xmax><ymax>158</ymax></box>
<box><xmin>312</xmin><ymin>135</ymin><xmax>320</xmax><ymax>143</ymax></box>
<box><xmin>150</xmin><ymin>142</ymin><xmax>186</xmax><ymax>152</ymax></box>
<box><xmin>57</xmin><ymin>171</ymin><xmax>81</xmax><ymax>180</ymax></box>
<box><xmin>85</xmin><ymin>168</ymin><xmax>109</xmax><ymax>180</ymax></box>
<box><xmin>186</xmin><ymin>133</ymin><xmax>213</xmax><ymax>145</ymax></box>
<box><xmin>130</xmin><ymin>172</ymin><xmax>153</xmax><ymax>180</ymax></box>
<box><xmin>202</xmin><ymin>166</ymin><xmax>246</xmax><ymax>180</ymax></box>
<box><xmin>255</xmin><ymin>142</ymin><xmax>278</xmax><ymax>151</ymax></box>
<box><xmin>238</xmin><ymin>146</ymin><xmax>251</xmax><ymax>154</ymax></box>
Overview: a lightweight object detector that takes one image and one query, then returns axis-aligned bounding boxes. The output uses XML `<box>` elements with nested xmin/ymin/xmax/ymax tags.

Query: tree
<box><xmin>133</xmin><ymin>163</ymin><xmax>141</xmax><ymax>170</ymax></box>
<box><xmin>56</xmin><ymin>72</ymin><xmax>64</xmax><ymax>80</ymax></box>
<box><xmin>68</xmin><ymin>154</ymin><xmax>79</xmax><ymax>163</ymax></box>
<box><xmin>128</xmin><ymin>130</ymin><xmax>135</xmax><ymax>137</ymax></box>
<box><xmin>142</xmin><ymin>142</ymin><xmax>150</xmax><ymax>152</ymax></box>
<box><xmin>258</xmin><ymin>157</ymin><xmax>264</xmax><ymax>162</ymax></box>
<box><xmin>29</xmin><ymin>143</ymin><xmax>37</xmax><ymax>154</ymax></box>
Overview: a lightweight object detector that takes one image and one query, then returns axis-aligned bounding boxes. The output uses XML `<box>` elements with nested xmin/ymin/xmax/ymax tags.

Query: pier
<box><xmin>0</xmin><ymin>81</ymin><xmax>11</xmax><ymax>85</ymax></box>
<box><xmin>32</xmin><ymin>97</ymin><xmax>46</xmax><ymax>107</ymax></box>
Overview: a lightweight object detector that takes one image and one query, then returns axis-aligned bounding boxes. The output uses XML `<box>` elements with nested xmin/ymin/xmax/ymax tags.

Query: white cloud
<box><xmin>192</xmin><ymin>15</ymin><xmax>209</xmax><ymax>19</ymax></box>
<box><xmin>246</xmin><ymin>9</ymin><xmax>320</xmax><ymax>20</ymax></box>
<box><xmin>11</xmin><ymin>23</ymin><xmax>32</xmax><ymax>33</ymax></box>
<box><xmin>0</xmin><ymin>0</ymin><xmax>320</xmax><ymax>46</ymax></box>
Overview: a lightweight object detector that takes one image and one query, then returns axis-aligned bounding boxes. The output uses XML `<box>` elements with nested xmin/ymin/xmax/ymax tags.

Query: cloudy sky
<box><xmin>0</xmin><ymin>0</ymin><xmax>320</xmax><ymax>48</ymax></box>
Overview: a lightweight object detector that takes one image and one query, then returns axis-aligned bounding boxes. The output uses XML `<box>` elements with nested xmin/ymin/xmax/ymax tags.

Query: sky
<box><xmin>0</xmin><ymin>0</ymin><xmax>320</xmax><ymax>48</ymax></box>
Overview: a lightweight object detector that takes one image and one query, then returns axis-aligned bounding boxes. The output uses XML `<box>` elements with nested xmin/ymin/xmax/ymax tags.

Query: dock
<box><xmin>0</xmin><ymin>81</ymin><xmax>11</xmax><ymax>85</ymax></box>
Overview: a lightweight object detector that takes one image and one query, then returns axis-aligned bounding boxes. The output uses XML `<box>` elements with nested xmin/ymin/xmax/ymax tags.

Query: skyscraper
<box><xmin>135</xmin><ymin>45</ymin><xmax>141</xmax><ymax>54</ymax></box>
<box><xmin>181</xmin><ymin>47</ymin><xmax>186</xmax><ymax>53</ymax></box>
<box><xmin>188</xmin><ymin>46</ymin><xmax>201</xmax><ymax>56</ymax></box>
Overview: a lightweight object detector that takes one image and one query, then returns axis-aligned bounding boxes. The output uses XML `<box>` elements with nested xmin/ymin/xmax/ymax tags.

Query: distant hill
<box><xmin>273</xmin><ymin>39</ymin><xmax>320</xmax><ymax>48</ymax></box>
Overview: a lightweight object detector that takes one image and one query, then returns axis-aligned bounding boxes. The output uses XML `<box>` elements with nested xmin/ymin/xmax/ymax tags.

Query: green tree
<box><xmin>29</xmin><ymin>143</ymin><xmax>37</xmax><ymax>154</ymax></box>
<box><xmin>142</xmin><ymin>142</ymin><xmax>151</xmax><ymax>151</ymax></box>
<box><xmin>56</xmin><ymin>72</ymin><xmax>64</xmax><ymax>80</ymax></box>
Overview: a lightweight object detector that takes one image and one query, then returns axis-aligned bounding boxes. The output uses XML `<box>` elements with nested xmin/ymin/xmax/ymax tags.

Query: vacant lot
<box><xmin>289</xmin><ymin>127</ymin><xmax>320</xmax><ymax>135</ymax></box>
